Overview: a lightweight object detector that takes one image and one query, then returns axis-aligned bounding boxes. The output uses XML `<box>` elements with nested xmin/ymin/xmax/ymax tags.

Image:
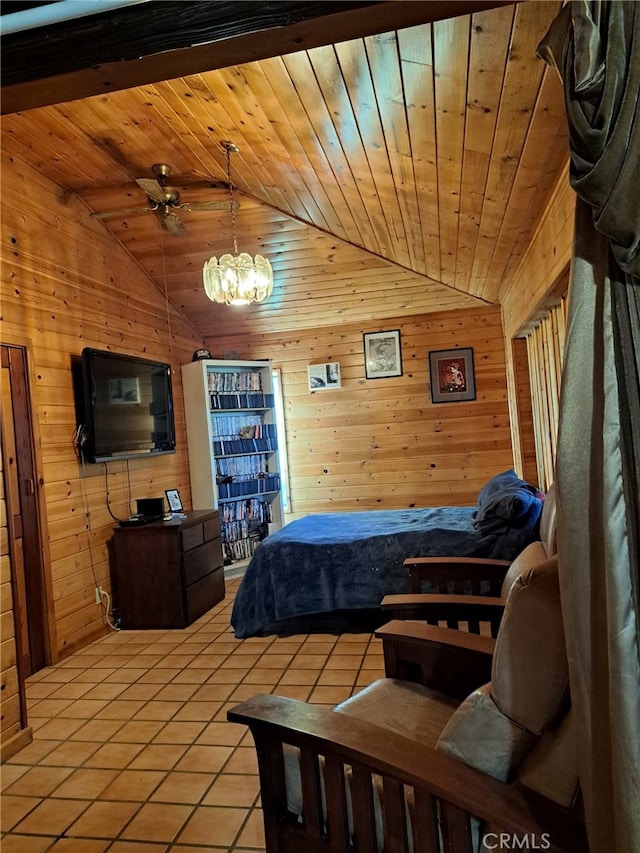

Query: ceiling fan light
<box><xmin>203</xmin><ymin>253</ymin><xmax>274</xmax><ymax>306</ymax></box>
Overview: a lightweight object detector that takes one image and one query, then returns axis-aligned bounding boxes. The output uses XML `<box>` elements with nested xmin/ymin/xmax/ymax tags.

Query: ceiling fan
<box><xmin>91</xmin><ymin>164</ymin><xmax>238</xmax><ymax>236</ymax></box>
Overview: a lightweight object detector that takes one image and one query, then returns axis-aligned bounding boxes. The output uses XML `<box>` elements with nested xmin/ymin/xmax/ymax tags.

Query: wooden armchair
<box><xmin>228</xmin><ymin>553</ymin><xmax>586</xmax><ymax>853</ymax></box>
<box><xmin>229</xmin><ymin>693</ymin><xmax>583</xmax><ymax>853</ymax></box>
<box><xmin>376</xmin><ymin>618</ymin><xmax>494</xmax><ymax>700</ymax></box>
<box><xmin>381</xmin><ymin>485</ymin><xmax>557</xmax><ymax>637</ymax></box>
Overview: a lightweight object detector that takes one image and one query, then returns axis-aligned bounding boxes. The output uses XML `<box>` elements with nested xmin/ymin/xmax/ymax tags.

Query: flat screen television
<box><xmin>79</xmin><ymin>348</ymin><xmax>176</xmax><ymax>463</ymax></box>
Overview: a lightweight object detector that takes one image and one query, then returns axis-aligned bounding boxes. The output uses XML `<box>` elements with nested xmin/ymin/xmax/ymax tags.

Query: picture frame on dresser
<box><xmin>165</xmin><ymin>488</ymin><xmax>183</xmax><ymax>512</ymax></box>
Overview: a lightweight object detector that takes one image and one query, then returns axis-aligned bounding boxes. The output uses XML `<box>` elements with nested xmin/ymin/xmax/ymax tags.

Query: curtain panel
<box><xmin>538</xmin><ymin>3</ymin><xmax>640</xmax><ymax>852</ymax></box>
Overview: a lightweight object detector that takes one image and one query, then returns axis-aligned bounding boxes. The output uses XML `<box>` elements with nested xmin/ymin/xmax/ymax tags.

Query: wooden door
<box><xmin>1</xmin><ymin>345</ymin><xmax>48</xmax><ymax>675</ymax></box>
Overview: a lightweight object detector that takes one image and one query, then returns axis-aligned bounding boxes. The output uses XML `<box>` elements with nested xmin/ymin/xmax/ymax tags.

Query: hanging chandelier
<box><xmin>203</xmin><ymin>141</ymin><xmax>274</xmax><ymax>306</ymax></box>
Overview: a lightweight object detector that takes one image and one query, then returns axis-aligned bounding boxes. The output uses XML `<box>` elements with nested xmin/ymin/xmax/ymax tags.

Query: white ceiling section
<box><xmin>0</xmin><ymin>1</ymin><xmax>150</xmax><ymax>35</ymax></box>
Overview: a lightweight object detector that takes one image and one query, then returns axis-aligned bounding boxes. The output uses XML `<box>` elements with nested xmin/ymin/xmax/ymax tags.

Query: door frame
<box><xmin>1</xmin><ymin>342</ymin><xmax>57</xmax><ymax>677</ymax></box>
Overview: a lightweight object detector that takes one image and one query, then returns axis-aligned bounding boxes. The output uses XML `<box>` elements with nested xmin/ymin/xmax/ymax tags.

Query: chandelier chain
<box><xmin>226</xmin><ymin>144</ymin><xmax>239</xmax><ymax>256</ymax></box>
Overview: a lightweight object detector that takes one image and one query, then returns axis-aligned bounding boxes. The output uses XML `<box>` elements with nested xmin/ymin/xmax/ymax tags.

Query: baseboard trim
<box><xmin>1</xmin><ymin>726</ymin><xmax>33</xmax><ymax>762</ymax></box>
<box><xmin>58</xmin><ymin>624</ymin><xmax>110</xmax><ymax>660</ymax></box>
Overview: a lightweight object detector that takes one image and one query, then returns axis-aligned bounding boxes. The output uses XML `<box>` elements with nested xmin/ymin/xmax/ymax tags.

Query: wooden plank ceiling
<box><xmin>1</xmin><ymin>0</ymin><xmax>568</xmax><ymax>340</ymax></box>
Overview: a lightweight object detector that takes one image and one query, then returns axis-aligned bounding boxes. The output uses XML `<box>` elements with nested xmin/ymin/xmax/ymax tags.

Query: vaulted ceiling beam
<box><xmin>2</xmin><ymin>0</ymin><xmax>515</xmax><ymax>114</ymax></box>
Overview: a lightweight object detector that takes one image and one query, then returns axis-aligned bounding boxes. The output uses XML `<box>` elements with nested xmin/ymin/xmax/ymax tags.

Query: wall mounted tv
<box><xmin>79</xmin><ymin>348</ymin><xmax>176</xmax><ymax>463</ymax></box>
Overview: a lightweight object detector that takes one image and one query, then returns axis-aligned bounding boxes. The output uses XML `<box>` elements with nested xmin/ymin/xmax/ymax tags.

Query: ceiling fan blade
<box><xmin>180</xmin><ymin>200</ymin><xmax>240</xmax><ymax>212</ymax></box>
<box><xmin>162</xmin><ymin>212</ymin><xmax>186</xmax><ymax>236</ymax></box>
<box><xmin>91</xmin><ymin>206</ymin><xmax>151</xmax><ymax>219</ymax></box>
<box><xmin>135</xmin><ymin>177</ymin><xmax>167</xmax><ymax>203</ymax></box>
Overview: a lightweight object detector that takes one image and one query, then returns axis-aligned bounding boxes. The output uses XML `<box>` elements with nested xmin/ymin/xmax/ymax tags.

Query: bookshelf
<box><xmin>182</xmin><ymin>359</ymin><xmax>284</xmax><ymax>563</ymax></box>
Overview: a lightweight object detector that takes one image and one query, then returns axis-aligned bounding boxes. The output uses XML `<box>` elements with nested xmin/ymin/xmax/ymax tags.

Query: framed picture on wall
<box><xmin>308</xmin><ymin>362</ymin><xmax>341</xmax><ymax>391</ymax></box>
<box><xmin>428</xmin><ymin>347</ymin><xmax>476</xmax><ymax>403</ymax></box>
<box><xmin>363</xmin><ymin>330</ymin><xmax>402</xmax><ymax>379</ymax></box>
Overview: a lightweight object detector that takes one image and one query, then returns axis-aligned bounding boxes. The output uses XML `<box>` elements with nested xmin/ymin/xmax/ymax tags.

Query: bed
<box><xmin>231</xmin><ymin>470</ymin><xmax>545</xmax><ymax>638</ymax></box>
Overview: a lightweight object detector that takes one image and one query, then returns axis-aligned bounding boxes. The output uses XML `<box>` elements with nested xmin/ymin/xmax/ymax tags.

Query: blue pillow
<box><xmin>473</xmin><ymin>469</ymin><xmax>543</xmax><ymax>535</ymax></box>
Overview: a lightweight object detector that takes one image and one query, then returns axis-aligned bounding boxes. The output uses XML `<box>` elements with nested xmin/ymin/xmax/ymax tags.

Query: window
<box><xmin>271</xmin><ymin>368</ymin><xmax>291</xmax><ymax>512</ymax></box>
<box><xmin>525</xmin><ymin>298</ymin><xmax>567</xmax><ymax>490</ymax></box>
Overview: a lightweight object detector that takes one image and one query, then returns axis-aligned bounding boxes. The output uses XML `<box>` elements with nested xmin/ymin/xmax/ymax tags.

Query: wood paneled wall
<box><xmin>501</xmin><ymin>167</ymin><xmax>574</xmax><ymax>477</ymax></box>
<box><xmin>205</xmin><ymin>304</ymin><xmax>515</xmax><ymax>515</ymax></box>
<box><xmin>0</xmin><ymin>454</ymin><xmax>23</xmax><ymax>751</ymax></box>
<box><xmin>1</xmin><ymin>151</ymin><xmax>202</xmax><ymax>663</ymax></box>
<box><xmin>500</xmin><ymin>165</ymin><xmax>573</xmax><ymax>341</ymax></box>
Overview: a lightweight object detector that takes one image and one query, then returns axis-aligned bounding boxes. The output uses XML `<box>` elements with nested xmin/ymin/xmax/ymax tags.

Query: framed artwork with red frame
<box><xmin>428</xmin><ymin>348</ymin><xmax>476</xmax><ymax>403</ymax></box>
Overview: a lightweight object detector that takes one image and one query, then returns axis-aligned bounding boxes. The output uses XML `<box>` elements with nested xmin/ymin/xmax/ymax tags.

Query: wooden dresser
<box><xmin>112</xmin><ymin>510</ymin><xmax>224</xmax><ymax>629</ymax></box>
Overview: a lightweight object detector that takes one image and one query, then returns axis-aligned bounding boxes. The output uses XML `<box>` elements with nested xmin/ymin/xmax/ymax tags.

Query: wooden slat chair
<box><xmin>228</xmin><ymin>553</ymin><xmax>586</xmax><ymax>853</ymax></box>
<box><xmin>381</xmin><ymin>484</ymin><xmax>557</xmax><ymax>637</ymax></box>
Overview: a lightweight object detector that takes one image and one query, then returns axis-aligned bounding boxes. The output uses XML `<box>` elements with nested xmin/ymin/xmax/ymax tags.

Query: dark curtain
<box><xmin>538</xmin><ymin>2</ymin><xmax>640</xmax><ymax>851</ymax></box>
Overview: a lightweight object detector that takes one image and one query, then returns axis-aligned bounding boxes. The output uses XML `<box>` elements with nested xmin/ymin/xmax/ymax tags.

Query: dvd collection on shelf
<box><xmin>208</xmin><ymin>368</ymin><xmax>281</xmax><ymax>561</ymax></box>
<box><xmin>217</xmin><ymin>475</ymin><xmax>280</xmax><ymax>500</ymax></box>
<box><xmin>219</xmin><ymin>497</ymin><xmax>273</xmax><ymax>561</ymax></box>
<box><xmin>211</xmin><ymin>415</ymin><xmax>277</xmax><ymax>455</ymax></box>
<box><xmin>207</xmin><ymin>370</ymin><xmax>274</xmax><ymax>410</ymax></box>
<box><xmin>209</xmin><ymin>392</ymin><xmax>275</xmax><ymax>409</ymax></box>
<box><xmin>217</xmin><ymin>454</ymin><xmax>267</xmax><ymax>479</ymax></box>
<box><xmin>183</xmin><ymin>360</ymin><xmax>284</xmax><ymax>565</ymax></box>
<box><xmin>207</xmin><ymin>371</ymin><xmax>262</xmax><ymax>392</ymax></box>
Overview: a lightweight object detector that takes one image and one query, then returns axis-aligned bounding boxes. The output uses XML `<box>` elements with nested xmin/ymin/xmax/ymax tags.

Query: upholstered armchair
<box><xmin>381</xmin><ymin>484</ymin><xmax>557</xmax><ymax>637</ymax></box>
<box><xmin>228</xmin><ymin>553</ymin><xmax>587</xmax><ymax>853</ymax></box>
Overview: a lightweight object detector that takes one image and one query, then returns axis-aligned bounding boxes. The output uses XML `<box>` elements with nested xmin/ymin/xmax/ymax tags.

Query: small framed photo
<box><xmin>165</xmin><ymin>489</ymin><xmax>183</xmax><ymax>513</ymax></box>
<box><xmin>308</xmin><ymin>362</ymin><xmax>341</xmax><ymax>391</ymax></box>
<box><xmin>363</xmin><ymin>330</ymin><xmax>402</xmax><ymax>379</ymax></box>
<box><xmin>428</xmin><ymin>347</ymin><xmax>476</xmax><ymax>403</ymax></box>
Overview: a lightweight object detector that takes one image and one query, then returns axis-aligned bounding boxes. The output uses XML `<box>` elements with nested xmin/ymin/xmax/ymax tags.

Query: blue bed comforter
<box><xmin>231</xmin><ymin>504</ymin><xmax>540</xmax><ymax>638</ymax></box>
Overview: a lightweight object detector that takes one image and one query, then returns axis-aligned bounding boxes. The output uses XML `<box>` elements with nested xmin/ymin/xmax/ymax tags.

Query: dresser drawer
<box><xmin>203</xmin><ymin>514</ymin><xmax>221</xmax><ymax>542</ymax></box>
<box><xmin>180</xmin><ymin>523</ymin><xmax>204</xmax><ymax>553</ymax></box>
<box><xmin>185</xmin><ymin>566</ymin><xmax>225</xmax><ymax>623</ymax></box>
<box><xmin>183</xmin><ymin>538</ymin><xmax>221</xmax><ymax>587</ymax></box>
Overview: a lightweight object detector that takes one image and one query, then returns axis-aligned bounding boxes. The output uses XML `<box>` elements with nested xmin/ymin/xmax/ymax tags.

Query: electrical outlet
<box><xmin>95</xmin><ymin>586</ymin><xmax>103</xmax><ymax>605</ymax></box>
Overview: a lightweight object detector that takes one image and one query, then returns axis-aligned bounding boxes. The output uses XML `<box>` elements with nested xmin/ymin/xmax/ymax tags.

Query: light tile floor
<box><xmin>1</xmin><ymin>577</ymin><xmax>385</xmax><ymax>852</ymax></box>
